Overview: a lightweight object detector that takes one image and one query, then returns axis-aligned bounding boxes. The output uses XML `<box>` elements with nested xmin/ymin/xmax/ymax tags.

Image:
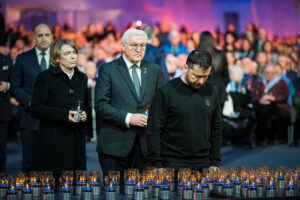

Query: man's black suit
<box><xmin>0</xmin><ymin>53</ymin><xmax>12</xmax><ymax>172</ymax></box>
<box><xmin>10</xmin><ymin>47</ymin><xmax>47</xmax><ymax>172</ymax></box>
<box><xmin>95</xmin><ymin>56</ymin><xmax>163</xmax><ymax>175</ymax></box>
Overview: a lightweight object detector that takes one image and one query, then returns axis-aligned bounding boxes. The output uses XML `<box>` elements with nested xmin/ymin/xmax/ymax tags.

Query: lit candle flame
<box><xmin>80</xmin><ymin>176</ymin><xmax>85</xmax><ymax>182</ymax></box>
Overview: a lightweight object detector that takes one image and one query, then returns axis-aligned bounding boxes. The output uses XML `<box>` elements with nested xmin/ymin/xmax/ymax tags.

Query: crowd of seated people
<box><xmin>1</xmin><ymin>21</ymin><xmax>300</xmax><ymax>149</ymax></box>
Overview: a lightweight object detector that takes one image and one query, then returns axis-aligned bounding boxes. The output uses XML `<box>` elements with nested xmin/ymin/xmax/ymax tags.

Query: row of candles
<box><xmin>103</xmin><ymin>167</ymin><xmax>300</xmax><ymax>199</ymax></box>
<box><xmin>0</xmin><ymin>166</ymin><xmax>300</xmax><ymax>200</ymax></box>
<box><xmin>0</xmin><ymin>170</ymin><xmax>101</xmax><ymax>200</ymax></box>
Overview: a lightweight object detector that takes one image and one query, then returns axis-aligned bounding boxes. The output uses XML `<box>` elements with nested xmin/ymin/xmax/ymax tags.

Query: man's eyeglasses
<box><xmin>127</xmin><ymin>43</ymin><xmax>146</xmax><ymax>50</ymax></box>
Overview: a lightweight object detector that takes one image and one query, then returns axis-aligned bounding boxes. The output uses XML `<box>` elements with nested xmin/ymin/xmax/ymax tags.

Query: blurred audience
<box><xmin>0</xmin><ymin>18</ymin><xmax>298</xmax><ymax>165</ymax></box>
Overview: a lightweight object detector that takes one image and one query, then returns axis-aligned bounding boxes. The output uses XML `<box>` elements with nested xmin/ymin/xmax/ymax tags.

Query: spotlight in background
<box><xmin>136</xmin><ymin>20</ymin><xmax>142</xmax><ymax>27</ymax></box>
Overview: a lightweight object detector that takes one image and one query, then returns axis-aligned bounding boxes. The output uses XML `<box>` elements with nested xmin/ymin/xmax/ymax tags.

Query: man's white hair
<box><xmin>122</xmin><ymin>28</ymin><xmax>148</xmax><ymax>44</ymax></box>
<box><xmin>263</xmin><ymin>63</ymin><xmax>276</xmax><ymax>73</ymax></box>
<box><xmin>169</xmin><ymin>30</ymin><xmax>180</xmax><ymax>37</ymax></box>
<box><xmin>229</xmin><ymin>65</ymin><xmax>244</xmax><ymax>77</ymax></box>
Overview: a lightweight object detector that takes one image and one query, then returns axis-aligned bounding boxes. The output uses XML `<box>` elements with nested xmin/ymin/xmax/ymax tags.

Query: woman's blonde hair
<box><xmin>50</xmin><ymin>39</ymin><xmax>78</xmax><ymax>67</ymax></box>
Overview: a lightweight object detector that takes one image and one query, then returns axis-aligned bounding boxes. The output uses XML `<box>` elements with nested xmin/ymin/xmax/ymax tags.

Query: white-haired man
<box><xmin>95</xmin><ymin>28</ymin><xmax>163</xmax><ymax>177</ymax></box>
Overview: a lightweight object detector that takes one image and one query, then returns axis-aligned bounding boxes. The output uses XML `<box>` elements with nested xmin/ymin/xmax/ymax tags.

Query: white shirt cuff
<box><xmin>7</xmin><ymin>82</ymin><xmax>10</xmax><ymax>91</ymax></box>
<box><xmin>125</xmin><ymin>113</ymin><xmax>132</xmax><ymax>128</ymax></box>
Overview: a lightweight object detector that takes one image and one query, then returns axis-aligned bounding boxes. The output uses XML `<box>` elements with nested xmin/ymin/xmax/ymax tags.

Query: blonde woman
<box><xmin>30</xmin><ymin>39</ymin><xmax>88</xmax><ymax>183</ymax></box>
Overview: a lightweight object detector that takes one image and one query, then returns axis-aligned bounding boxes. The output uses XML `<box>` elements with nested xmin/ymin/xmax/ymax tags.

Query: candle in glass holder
<box><xmin>74</xmin><ymin>100</ymin><xmax>83</xmax><ymax>121</ymax></box>
<box><xmin>193</xmin><ymin>183</ymin><xmax>203</xmax><ymax>200</ymax></box>
<box><xmin>61</xmin><ymin>174</ymin><xmax>73</xmax><ymax>195</ymax></box>
<box><xmin>6</xmin><ymin>185</ymin><xmax>17</xmax><ymax>200</ymax></box>
<box><xmin>241</xmin><ymin>179</ymin><xmax>249</xmax><ymax>197</ymax></box>
<box><xmin>169</xmin><ymin>170</ymin><xmax>175</xmax><ymax>192</ymax></box>
<box><xmin>223</xmin><ymin>179</ymin><xmax>233</xmax><ymax>196</ymax></box>
<box><xmin>214</xmin><ymin>178</ymin><xmax>224</xmax><ymax>193</ymax></box>
<box><xmin>182</xmin><ymin>182</ymin><xmax>193</xmax><ymax>200</ymax></box>
<box><xmin>256</xmin><ymin>178</ymin><xmax>264</xmax><ymax>196</ymax></box>
<box><xmin>144</xmin><ymin>180</ymin><xmax>151</xmax><ymax>197</ymax></box>
<box><xmin>124</xmin><ymin>179</ymin><xmax>134</xmax><ymax>195</ymax></box>
<box><xmin>0</xmin><ymin>179</ymin><xmax>8</xmax><ymax>198</ymax></box>
<box><xmin>146</xmin><ymin>173</ymin><xmax>154</xmax><ymax>195</ymax></box>
<box><xmin>199</xmin><ymin>178</ymin><xmax>209</xmax><ymax>198</ymax></box>
<box><xmin>285</xmin><ymin>179</ymin><xmax>295</xmax><ymax>197</ymax></box>
<box><xmin>233</xmin><ymin>178</ymin><xmax>242</xmax><ymax>194</ymax></box>
<box><xmin>143</xmin><ymin>181</ymin><xmax>150</xmax><ymax>199</ymax></box>
<box><xmin>15</xmin><ymin>181</ymin><xmax>23</xmax><ymax>200</ymax></box>
<box><xmin>277</xmin><ymin>170</ymin><xmax>285</xmax><ymax>190</ymax></box>
<box><xmin>159</xmin><ymin>184</ymin><xmax>170</xmax><ymax>200</ymax></box>
<box><xmin>152</xmin><ymin>180</ymin><xmax>161</xmax><ymax>198</ymax></box>
<box><xmin>42</xmin><ymin>185</ymin><xmax>54</xmax><ymax>200</ymax></box>
<box><xmin>105</xmin><ymin>182</ymin><xmax>116</xmax><ymax>200</ymax></box>
<box><xmin>177</xmin><ymin>180</ymin><xmax>184</xmax><ymax>196</ymax></box>
<box><xmin>143</xmin><ymin>105</ymin><xmax>149</xmax><ymax>117</ymax></box>
<box><xmin>108</xmin><ymin>171</ymin><xmax>120</xmax><ymax>195</ymax></box>
<box><xmin>60</xmin><ymin>183</ymin><xmax>71</xmax><ymax>200</ymax></box>
<box><xmin>133</xmin><ymin>182</ymin><xmax>145</xmax><ymax>200</ymax></box>
<box><xmin>75</xmin><ymin>175</ymin><xmax>86</xmax><ymax>195</ymax></box>
<box><xmin>205</xmin><ymin>175</ymin><xmax>213</xmax><ymax>191</ymax></box>
<box><xmin>247</xmin><ymin>181</ymin><xmax>257</xmax><ymax>198</ymax></box>
<box><xmin>81</xmin><ymin>183</ymin><xmax>92</xmax><ymax>200</ymax></box>
<box><xmin>22</xmin><ymin>184</ymin><xmax>33</xmax><ymax>200</ymax></box>
<box><xmin>42</xmin><ymin>177</ymin><xmax>51</xmax><ymax>192</ymax></box>
<box><xmin>89</xmin><ymin>175</ymin><xmax>101</xmax><ymax>196</ymax></box>
<box><xmin>30</xmin><ymin>177</ymin><xmax>41</xmax><ymax>197</ymax></box>
<box><xmin>266</xmin><ymin>179</ymin><xmax>276</xmax><ymax>197</ymax></box>
<box><xmin>111</xmin><ymin>180</ymin><xmax>119</xmax><ymax>196</ymax></box>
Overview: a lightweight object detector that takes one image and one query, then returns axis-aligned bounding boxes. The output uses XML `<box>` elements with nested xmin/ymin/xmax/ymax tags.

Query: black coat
<box><xmin>30</xmin><ymin>66</ymin><xmax>88</xmax><ymax>179</ymax></box>
<box><xmin>95</xmin><ymin>56</ymin><xmax>164</xmax><ymax>158</ymax></box>
<box><xmin>0</xmin><ymin>53</ymin><xmax>12</xmax><ymax>121</ymax></box>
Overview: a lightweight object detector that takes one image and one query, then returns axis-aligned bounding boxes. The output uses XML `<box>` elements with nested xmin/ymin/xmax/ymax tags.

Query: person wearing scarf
<box><xmin>252</xmin><ymin>64</ymin><xmax>290</xmax><ymax>146</ymax></box>
<box><xmin>223</xmin><ymin>65</ymin><xmax>248</xmax><ymax>118</ymax></box>
<box><xmin>223</xmin><ymin>65</ymin><xmax>255</xmax><ymax>148</ymax></box>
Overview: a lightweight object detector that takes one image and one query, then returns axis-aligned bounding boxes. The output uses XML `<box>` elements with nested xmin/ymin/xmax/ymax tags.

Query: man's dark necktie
<box><xmin>131</xmin><ymin>64</ymin><xmax>140</xmax><ymax>98</ymax></box>
<box><xmin>40</xmin><ymin>52</ymin><xmax>47</xmax><ymax>71</ymax></box>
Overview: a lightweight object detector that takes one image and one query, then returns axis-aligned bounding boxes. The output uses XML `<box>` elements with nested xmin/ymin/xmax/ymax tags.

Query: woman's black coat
<box><xmin>30</xmin><ymin>66</ymin><xmax>88</xmax><ymax>180</ymax></box>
